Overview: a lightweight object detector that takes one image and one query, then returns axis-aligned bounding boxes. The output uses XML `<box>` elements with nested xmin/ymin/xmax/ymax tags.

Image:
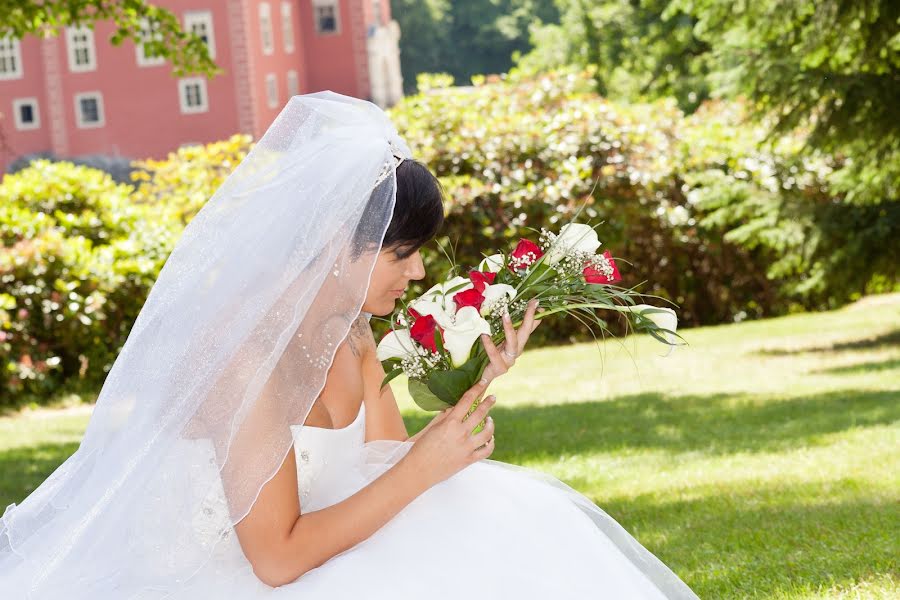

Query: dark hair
<box><xmin>381</xmin><ymin>159</ymin><xmax>445</xmax><ymax>257</ymax></box>
<box><xmin>352</xmin><ymin>158</ymin><xmax>444</xmax><ymax>260</ymax></box>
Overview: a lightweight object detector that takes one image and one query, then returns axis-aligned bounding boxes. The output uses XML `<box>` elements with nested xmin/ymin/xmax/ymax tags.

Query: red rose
<box><xmin>453</xmin><ymin>287</ymin><xmax>486</xmax><ymax>312</ymax></box>
<box><xmin>410</xmin><ymin>314</ymin><xmax>442</xmax><ymax>353</ymax></box>
<box><xmin>583</xmin><ymin>250</ymin><xmax>622</xmax><ymax>284</ymax></box>
<box><xmin>468</xmin><ymin>270</ymin><xmax>496</xmax><ymax>292</ymax></box>
<box><xmin>509</xmin><ymin>239</ymin><xmax>543</xmax><ymax>271</ymax></box>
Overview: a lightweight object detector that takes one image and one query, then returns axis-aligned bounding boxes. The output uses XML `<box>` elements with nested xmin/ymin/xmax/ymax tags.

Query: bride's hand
<box><xmin>479</xmin><ymin>298</ymin><xmax>541</xmax><ymax>385</ymax></box>
<box><xmin>401</xmin><ymin>379</ymin><xmax>496</xmax><ymax>488</ymax></box>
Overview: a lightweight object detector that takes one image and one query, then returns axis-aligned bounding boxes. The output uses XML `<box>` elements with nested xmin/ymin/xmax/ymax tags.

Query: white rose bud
<box><xmin>478</xmin><ymin>253</ymin><xmax>505</xmax><ymax>273</ymax></box>
<box><xmin>546</xmin><ymin>223</ymin><xmax>602</xmax><ymax>266</ymax></box>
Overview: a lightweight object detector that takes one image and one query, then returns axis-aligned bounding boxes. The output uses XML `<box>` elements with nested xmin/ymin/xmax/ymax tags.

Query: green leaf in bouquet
<box><xmin>433</xmin><ymin>327</ymin><xmax>446</xmax><ymax>355</ymax></box>
<box><xmin>426</xmin><ymin>355</ymin><xmax>486</xmax><ymax>406</ymax></box>
<box><xmin>408</xmin><ymin>379</ymin><xmax>452</xmax><ymax>411</ymax></box>
<box><xmin>380</xmin><ymin>365</ymin><xmax>404</xmax><ymax>388</ymax></box>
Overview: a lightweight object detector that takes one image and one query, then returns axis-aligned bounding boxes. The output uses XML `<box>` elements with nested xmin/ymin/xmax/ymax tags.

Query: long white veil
<box><xmin>0</xmin><ymin>91</ymin><xmax>407</xmax><ymax>597</ymax></box>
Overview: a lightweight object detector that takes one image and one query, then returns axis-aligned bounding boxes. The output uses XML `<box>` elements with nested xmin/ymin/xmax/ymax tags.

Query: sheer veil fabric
<box><xmin>0</xmin><ymin>92</ymin><xmax>406</xmax><ymax>597</ymax></box>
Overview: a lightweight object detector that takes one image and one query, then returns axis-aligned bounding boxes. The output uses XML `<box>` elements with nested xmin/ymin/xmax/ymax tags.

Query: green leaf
<box><xmin>426</xmin><ymin>355</ymin><xmax>486</xmax><ymax>406</ymax></box>
<box><xmin>380</xmin><ymin>366</ymin><xmax>403</xmax><ymax>388</ymax></box>
<box><xmin>408</xmin><ymin>379</ymin><xmax>452</xmax><ymax>411</ymax></box>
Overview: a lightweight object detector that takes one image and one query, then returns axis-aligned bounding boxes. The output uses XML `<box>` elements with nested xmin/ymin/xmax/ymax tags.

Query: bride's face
<box><xmin>362</xmin><ymin>246</ymin><xmax>426</xmax><ymax>316</ymax></box>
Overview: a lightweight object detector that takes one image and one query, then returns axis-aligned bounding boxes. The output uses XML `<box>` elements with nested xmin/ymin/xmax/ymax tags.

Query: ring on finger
<box><xmin>501</xmin><ymin>349</ymin><xmax>516</xmax><ymax>360</ymax></box>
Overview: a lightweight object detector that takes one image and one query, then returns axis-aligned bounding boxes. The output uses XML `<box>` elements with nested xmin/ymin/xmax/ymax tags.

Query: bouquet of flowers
<box><xmin>376</xmin><ymin>223</ymin><xmax>680</xmax><ymax>412</ymax></box>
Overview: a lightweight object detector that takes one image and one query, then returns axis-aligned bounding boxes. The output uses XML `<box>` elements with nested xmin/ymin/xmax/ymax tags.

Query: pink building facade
<box><xmin>0</xmin><ymin>0</ymin><xmax>403</xmax><ymax>173</ymax></box>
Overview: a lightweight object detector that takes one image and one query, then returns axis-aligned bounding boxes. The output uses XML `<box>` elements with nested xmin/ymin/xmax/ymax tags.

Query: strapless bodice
<box><xmin>290</xmin><ymin>402</ymin><xmax>366</xmax><ymax>510</ymax></box>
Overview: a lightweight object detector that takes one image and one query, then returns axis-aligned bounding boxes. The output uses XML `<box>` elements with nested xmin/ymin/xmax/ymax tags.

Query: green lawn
<box><xmin>3</xmin><ymin>295</ymin><xmax>898</xmax><ymax>598</ymax></box>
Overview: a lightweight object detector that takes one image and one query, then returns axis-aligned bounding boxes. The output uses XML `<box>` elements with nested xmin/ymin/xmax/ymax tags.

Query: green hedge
<box><xmin>3</xmin><ymin>72</ymin><xmax>886</xmax><ymax>407</ymax></box>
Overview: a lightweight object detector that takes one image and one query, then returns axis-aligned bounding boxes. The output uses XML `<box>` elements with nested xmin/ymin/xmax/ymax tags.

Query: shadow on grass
<box><xmin>755</xmin><ymin>328</ymin><xmax>900</xmax><ymax>356</ymax></box>
<box><xmin>598</xmin><ymin>480</ymin><xmax>899</xmax><ymax>599</ymax></box>
<box><xmin>0</xmin><ymin>442</ymin><xmax>80</xmax><ymax>507</ymax></box>
<box><xmin>813</xmin><ymin>357</ymin><xmax>900</xmax><ymax>375</ymax></box>
<box><xmin>404</xmin><ymin>388</ymin><xmax>900</xmax><ymax>460</ymax></box>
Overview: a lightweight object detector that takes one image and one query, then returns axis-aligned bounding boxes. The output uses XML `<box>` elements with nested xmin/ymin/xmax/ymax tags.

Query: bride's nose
<box><xmin>405</xmin><ymin>251</ymin><xmax>426</xmax><ymax>280</ymax></box>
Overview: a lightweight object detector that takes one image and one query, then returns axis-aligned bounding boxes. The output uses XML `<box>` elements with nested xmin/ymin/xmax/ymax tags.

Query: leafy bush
<box><xmin>0</xmin><ymin>161</ymin><xmax>173</xmax><ymax>405</ymax></box>
<box><xmin>390</xmin><ymin>70</ymin><xmax>786</xmax><ymax>340</ymax></box>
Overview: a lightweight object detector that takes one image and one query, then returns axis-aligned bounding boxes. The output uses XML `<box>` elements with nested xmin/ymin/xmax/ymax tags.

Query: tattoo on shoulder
<box><xmin>346</xmin><ymin>315</ymin><xmax>373</xmax><ymax>358</ymax></box>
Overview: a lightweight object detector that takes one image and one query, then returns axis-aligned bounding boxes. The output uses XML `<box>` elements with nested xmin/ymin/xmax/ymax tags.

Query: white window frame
<box><xmin>184</xmin><ymin>10</ymin><xmax>216</xmax><ymax>59</ymax></box>
<box><xmin>66</xmin><ymin>26</ymin><xmax>97</xmax><ymax>73</ymax></box>
<box><xmin>12</xmin><ymin>98</ymin><xmax>40</xmax><ymax>130</ymax></box>
<box><xmin>265</xmin><ymin>73</ymin><xmax>278</xmax><ymax>108</ymax></box>
<box><xmin>280</xmin><ymin>2</ymin><xmax>295</xmax><ymax>53</ymax></box>
<box><xmin>178</xmin><ymin>77</ymin><xmax>209</xmax><ymax>114</ymax></box>
<box><xmin>74</xmin><ymin>92</ymin><xmax>104</xmax><ymax>128</ymax></box>
<box><xmin>286</xmin><ymin>70</ymin><xmax>299</xmax><ymax>98</ymax></box>
<box><xmin>135</xmin><ymin>18</ymin><xmax>165</xmax><ymax>67</ymax></box>
<box><xmin>313</xmin><ymin>0</ymin><xmax>341</xmax><ymax>35</ymax></box>
<box><xmin>0</xmin><ymin>36</ymin><xmax>23</xmax><ymax>80</ymax></box>
<box><xmin>259</xmin><ymin>3</ymin><xmax>274</xmax><ymax>55</ymax></box>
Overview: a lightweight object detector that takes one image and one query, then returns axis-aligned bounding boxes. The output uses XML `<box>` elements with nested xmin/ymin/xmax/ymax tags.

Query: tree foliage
<box><xmin>390</xmin><ymin>0</ymin><xmax>557</xmax><ymax>92</ymax></box>
<box><xmin>517</xmin><ymin>0</ymin><xmax>712</xmax><ymax>112</ymax></box>
<box><xmin>669</xmin><ymin>0</ymin><xmax>899</xmax><ymax>206</ymax></box>
<box><xmin>0</xmin><ymin>0</ymin><xmax>217</xmax><ymax>76</ymax></box>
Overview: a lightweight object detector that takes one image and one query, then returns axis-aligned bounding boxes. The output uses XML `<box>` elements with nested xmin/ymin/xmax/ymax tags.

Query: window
<box><xmin>286</xmin><ymin>70</ymin><xmax>299</xmax><ymax>98</ymax></box>
<box><xmin>66</xmin><ymin>26</ymin><xmax>97</xmax><ymax>72</ymax></box>
<box><xmin>0</xmin><ymin>36</ymin><xmax>23</xmax><ymax>80</ymax></box>
<box><xmin>265</xmin><ymin>73</ymin><xmax>278</xmax><ymax>108</ymax></box>
<box><xmin>74</xmin><ymin>92</ymin><xmax>104</xmax><ymax>128</ymax></box>
<box><xmin>178</xmin><ymin>77</ymin><xmax>209</xmax><ymax>114</ymax></box>
<box><xmin>135</xmin><ymin>18</ymin><xmax>165</xmax><ymax>67</ymax></box>
<box><xmin>314</xmin><ymin>1</ymin><xmax>340</xmax><ymax>34</ymax></box>
<box><xmin>280</xmin><ymin>2</ymin><xmax>295</xmax><ymax>53</ymax></box>
<box><xmin>184</xmin><ymin>11</ymin><xmax>216</xmax><ymax>59</ymax></box>
<box><xmin>13</xmin><ymin>98</ymin><xmax>40</xmax><ymax>130</ymax></box>
<box><xmin>259</xmin><ymin>3</ymin><xmax>274</xmax><ymax>55</ymax></box>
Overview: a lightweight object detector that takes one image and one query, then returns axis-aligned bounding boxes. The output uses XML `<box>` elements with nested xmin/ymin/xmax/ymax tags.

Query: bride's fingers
<box><xmin>451</xmin><ymin>379</ymin><xmax>489</xmax><ymax>421</ymax></box>
<box><xmin>481</xmin><ymin>334</ymin><xmax>510</xmax><ymax>376</ymax></box>
<box><xmin>501</xmin><ymin>312</ymin><xmax>517</xmax><ymax>356</ymax></box>
<box><xmin>464</xmin><ymin>395</ymin><xmax>495</xmax><ymax>433</ymax></box>
<box><xmin>470</xmin><ymin>415</ymin><xmax>495</xmax><ymax>450</ymax></box>
<box><xmin>517</xmin><ymin>299</ymin><xmax>539</xmax><ymax>355</ymax></box>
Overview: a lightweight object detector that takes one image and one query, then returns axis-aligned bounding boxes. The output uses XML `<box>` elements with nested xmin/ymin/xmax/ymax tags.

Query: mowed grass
<box><xmin>3</xmin><ymin>294</ymin><xmax>899</xmax><ymax>598</ymax></box>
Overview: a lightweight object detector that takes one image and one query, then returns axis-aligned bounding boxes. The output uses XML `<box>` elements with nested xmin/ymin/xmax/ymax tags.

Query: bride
<box><xmin>0</xmin><ymin>92</ymin><xmax>698</xmax><ymax>599</ymax></box>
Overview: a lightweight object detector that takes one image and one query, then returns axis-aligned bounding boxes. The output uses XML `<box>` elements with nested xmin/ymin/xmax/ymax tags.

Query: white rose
<box><xmin>480</xmin><ymin>284</ymin><xmax>517</xmax><ymax>316</ymax></box>
<box><xmin>376</xmin><ymin>329</ymin><xmax>422</xmax><ymax>361</ymax></box>
<box><xmin>546</xmin><ymin>223</ymin><xmax>602</xmax><ymax>266</ymax></box>
<box><xmin>443</xmin><ymin>306</ymin><xmax>492</xmax><ymax>367</ymax></box>
<box><xmin>609</xmin><ymin>303</ymin><xmax>679</xmax><ymax>355</ymax></box>
<box><xmin>478</xmin><ymin>254</ymin><xmax>505</xmax><ymax>273</ymax></box>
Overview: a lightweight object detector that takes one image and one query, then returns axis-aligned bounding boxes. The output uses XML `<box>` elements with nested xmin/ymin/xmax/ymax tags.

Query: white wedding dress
<box><xmin>149</xmin><ymin>400</ymin><xmax>696</xmax><ymax>598</ymax></box>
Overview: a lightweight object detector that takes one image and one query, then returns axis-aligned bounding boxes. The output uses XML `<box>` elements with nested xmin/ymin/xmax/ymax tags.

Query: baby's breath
<box><xmin>538</xmin><ymin>228</ymin><xmax>556</xmax><ymax>250</ymax></box>
<box><xmin>585</xmin><ymin>253</ymin><xmax>616</xmax><ymax>279</ymax></box>
<box><xmin>508</xmin><ymin>252</ymin><xmax>539</xmax><ymax>271</ymax></box>
<box><xmin>401</xmin><ymin>351</ymin><xmax>442</xmax><ymax>380</ymax></box>
<box><xmin>482</xmin><ymin>295</ymin><xmax>511</xmax><ymax>319</ymax></box>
